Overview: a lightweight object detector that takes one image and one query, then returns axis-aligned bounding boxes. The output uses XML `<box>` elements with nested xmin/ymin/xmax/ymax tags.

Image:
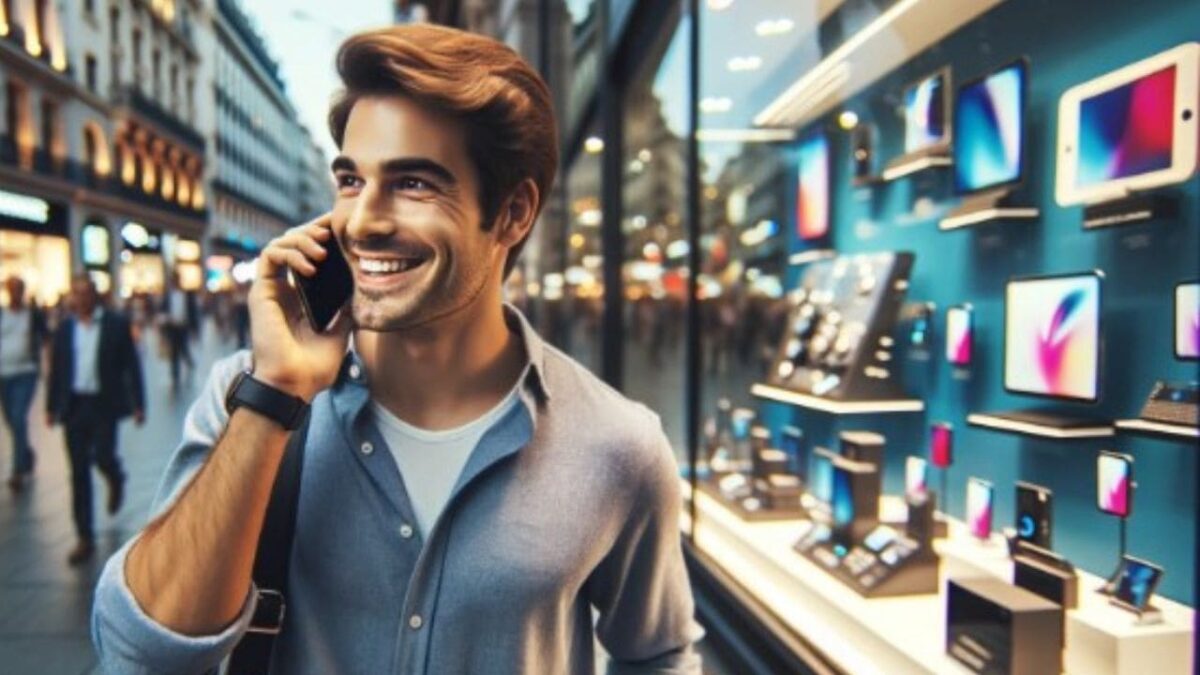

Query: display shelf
<box><xmin>938</xmin><ymin>207</ymin><xmax>1040</xmax><ymax>231</ymax></box>
<box><xmin>1115</xmin><ymin>418</ymin><xmax>1199</xmax><ymax>441</ymax></box>
<box><xmin>683</xmin><ymin>481</ymin><xmax>1195</xmax><ymax>675</ymax></box>
<box><xmin>967</xmin><ymin>412</ymin><xmax>1115</xmax><ymax>439</ymax></box>
<box><xmin>880</xmin><ymin>155</ymin><xmax>952</xmax><ymax>182</ymax></box>
<box><xmin>751</xmin><ymin>383</ymin><xmax>924</xmax><ymax>414</ymax></box>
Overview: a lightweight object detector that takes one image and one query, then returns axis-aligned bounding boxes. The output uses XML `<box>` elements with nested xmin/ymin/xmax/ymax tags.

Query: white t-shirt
<box><xmin>0</xmin><ymin>308</ymin><xmax>36</xmax><ymax>377</ymax></box>
<box><xmin>371</xmin><ymin>385</ymin><xmax>522</xmax><ymax>538</ymax></box>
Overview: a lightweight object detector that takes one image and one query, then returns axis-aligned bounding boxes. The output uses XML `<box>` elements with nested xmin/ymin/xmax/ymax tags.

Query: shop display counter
<box><xmin>966</xmin><ymin>413</ymin><xmax>1115</xmax><ymax>439</ymax></box>
<box><xmin>1114</xmin><ymin>418</ymin><xmax>1199</xmax><ymax>441</ymax></box>
<box><xmin>751</xmin><ymin>383</ymin><xmax>925</xmax><ymax>414</ymax></box>
<box><xmin>683</xmin><ymin>481</ymin><xmax>1195</xmax><ymax>675</ymax></box>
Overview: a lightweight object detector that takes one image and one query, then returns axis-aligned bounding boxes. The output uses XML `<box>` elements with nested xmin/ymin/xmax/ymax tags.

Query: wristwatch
<box><xmin>225</xmin><ymin>370</ymin><xmax>310</xmax><ymax>430</ymax></box>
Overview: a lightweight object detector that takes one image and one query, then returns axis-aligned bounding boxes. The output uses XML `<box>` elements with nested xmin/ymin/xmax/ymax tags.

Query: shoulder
<box><xmin>540</xmin><ymin>345</ymin><xmax>676</xmax><ymax>478</ymax></box>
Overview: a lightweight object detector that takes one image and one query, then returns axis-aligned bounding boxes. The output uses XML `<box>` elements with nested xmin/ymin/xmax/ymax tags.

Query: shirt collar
<box><xmin>330</xmin><ymin>303</ymin><xmax>552</xmax><ymax>427</ymax></box>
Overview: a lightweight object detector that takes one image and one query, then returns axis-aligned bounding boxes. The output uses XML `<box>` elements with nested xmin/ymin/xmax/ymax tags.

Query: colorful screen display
<box><xmin>904</xmin><ymin>71</ymin><xmax>947</xmax><ymax>153</ymax></box>
<box><xmin>831</xmin><ymin>466</ymin><xmax>855</xmax><ymax>537</ymax></box>
<box><xmin>1005</xmin><ymin>274</ymin><xmax>1101</xmax><ymax>401</ymax></box>
<box><xmin>1016</xmin><ymin>483</ymin><xmax>1053</xmax><ymax>548</ymax></box>
<box><xmin>930</xmin><ymin>423</ymin><xmax>953</xmax><ymax>468</ymax></box>
<box><xmin>1076</xmin><ymin>66</ymin><xmax>1176</xmax><ymax>188</ymax></box>
<box><xmin>905</xmin><ymin>456</ymin><xmax>928</xmax><ymax>500</ymax></box>
<box><xmin>1176</xmin><ymin>282</ymin><xmax>1199</xmax><ymax>359</ymax></box>
<box><xmin>1097</xmin><ymin>452</ymin><xmax>1132</xmax><ymax>517</ymax></box>
<box><xmin>1116</xmin><ymin>558</ymin><xmax>1162</xmax><ymax>609</ymax></box>
<box><xmin>966</xmin><ymin>478</ymin><xmax>993</xmax><ymax>540</ymax></box>
<box><xmin>810</xmin><ymin>450</ymin><xmax>834</xmax><ymax>503</ymax></box>
<box><xmin>954</xmin><ymin>61</ymin><xmax>1026</xmax><ymax>193</ymax></box>
<box><xmin>796</xmin><ymin>131</ymin><xmax>830</xmax><ymax>240</ymax></box>
<box><xmin>946</xmin><ymin>306</ymin><xmax>973</xmax><ymax>366</ymax></box>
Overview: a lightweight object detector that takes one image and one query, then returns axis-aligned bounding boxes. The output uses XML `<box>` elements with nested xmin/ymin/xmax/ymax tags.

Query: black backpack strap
<box><xmin>226</xmin><ymin>413</ymin><xmax>310</xmax><ymax>675</ymax></box>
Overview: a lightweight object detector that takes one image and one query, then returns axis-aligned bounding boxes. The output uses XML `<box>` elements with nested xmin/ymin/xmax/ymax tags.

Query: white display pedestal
<box><xmin>683</xmin><ymin>482</ymin><xmax>1195</xmax><ymax>675</ymax></box>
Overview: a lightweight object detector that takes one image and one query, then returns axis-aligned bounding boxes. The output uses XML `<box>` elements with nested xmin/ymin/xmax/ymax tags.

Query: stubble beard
<box><xmin>350</xmin><ymin>253</ymin><xmax>494</xmax><ymax>333</ymax></box>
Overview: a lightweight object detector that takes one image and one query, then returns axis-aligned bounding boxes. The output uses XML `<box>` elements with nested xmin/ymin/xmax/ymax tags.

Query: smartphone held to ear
<box><xmin>294</xmin><ymin>235</ymin><xmax>354</xmax><ymax>332</ymax></box>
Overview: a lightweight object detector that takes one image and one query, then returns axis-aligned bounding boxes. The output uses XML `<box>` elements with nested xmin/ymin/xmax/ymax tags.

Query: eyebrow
<box><xmin>330</xmin><ymin>156</ymin><xmax>458</xmax><ymax>186</ymax></box>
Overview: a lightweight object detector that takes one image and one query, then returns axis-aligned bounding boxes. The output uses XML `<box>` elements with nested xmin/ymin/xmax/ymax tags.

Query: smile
<box><xmin>358</xmin><ymin>257</ymin><xmax>426</xmax><ymax>275</ymax></box>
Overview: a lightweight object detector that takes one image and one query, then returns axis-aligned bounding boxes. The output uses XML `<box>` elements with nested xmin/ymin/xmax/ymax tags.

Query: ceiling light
<box><xmin>755</xmin><ymin>18</ymin><xmax>795</xmax><ymax>37</ymax></box>
<box><xmin>695</xmin><ymin>128</ymin><xmax>797</xmax><ymax>143</ymax></box>
<box><xmin>700</xmin><ymin>97</ymin><xmax>733</xmax><ymax>114</ymax></box>
<box><xmin>706</xmin><ymin>0</ymin><xmax>734</xmax><ymax>10</ymax></box>
<box><xmin>837</xmin><ymin>110</ymin><xmax>859</xmax><ymax>130</ymax></box>
<box><xmin>584</xmin><ymin>136</ymin><xmax>604</xmax><ymax>154</ymax></box>
<box><xmin>727</xmin><ymin>56</ymin><xmax>763</xmax><ymax>72</ymax></box>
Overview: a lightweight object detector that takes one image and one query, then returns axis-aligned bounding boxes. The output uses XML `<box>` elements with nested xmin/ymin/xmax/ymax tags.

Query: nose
<box><xmin>343</xmin><ymin>182</ymin><xmax>397</xmax><ymax>243</ymax></box>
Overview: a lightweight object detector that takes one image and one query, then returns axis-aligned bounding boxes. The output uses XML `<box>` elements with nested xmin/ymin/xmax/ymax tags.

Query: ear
<box><xmin>495</xmin><ymin>178</ymin><xmax>539</xmax><ymax>250</ymax></box>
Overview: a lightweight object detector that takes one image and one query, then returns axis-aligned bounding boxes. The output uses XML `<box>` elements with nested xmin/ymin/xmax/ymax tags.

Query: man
<box><xmin>47</xmin><ymin>274</ymin><xmax>146</xmax><ymax>565</ymax></box>
<box><xmin>0</xmin><ymin>276</ymin><xmax>48</xmax><ymax>491</ymax></box>
<box><xmin>92</xmin><ymin>24</ymin><xmax>701</xmax><ymax>674</ymax></box>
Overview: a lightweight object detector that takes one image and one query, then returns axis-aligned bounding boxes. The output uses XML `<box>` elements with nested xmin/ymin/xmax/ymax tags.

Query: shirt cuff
<box><xmin>92</xmin><ymin>536</ymin><xmax>258</xmax><ymax>674</ymax></box>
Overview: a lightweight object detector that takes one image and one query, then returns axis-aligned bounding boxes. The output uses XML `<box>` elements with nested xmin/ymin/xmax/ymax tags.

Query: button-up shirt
<box><xmin>92</xmin><ymin>306</ymin><xmax>702</xmax><ymax>674</ymax></box>
<box><xmin>72</xmin><ymin>308</ymin><xmax>104</xmax><ymax>394</ymax></box>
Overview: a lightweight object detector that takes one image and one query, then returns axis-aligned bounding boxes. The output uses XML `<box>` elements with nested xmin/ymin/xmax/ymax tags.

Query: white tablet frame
<box><xmin>1055</xmin><ymin>42</ymin><xmax>1198</xmax><ymax>206</ymax></box>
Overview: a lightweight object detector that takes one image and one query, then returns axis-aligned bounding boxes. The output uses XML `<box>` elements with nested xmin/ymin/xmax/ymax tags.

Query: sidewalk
<box><xmin>0</xmin><ymin>323</ymin><xmax>239</xmax><ymax>675</ymax></box>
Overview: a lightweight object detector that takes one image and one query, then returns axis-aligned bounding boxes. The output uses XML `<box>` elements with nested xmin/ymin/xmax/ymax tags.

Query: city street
<box><xmin>0</xmin><ymin>323</ymin><xmax>238</xmax><ymax>674</ymax></box>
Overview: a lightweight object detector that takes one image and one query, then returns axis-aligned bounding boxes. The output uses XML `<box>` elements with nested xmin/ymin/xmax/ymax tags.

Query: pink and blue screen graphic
<box><xmin>796</xmin><ymin>132</ymin><xmax>830</xmax><ymax>240</ymax></box>
<box><xmin>966</xmin><ymin>479</ymin><xmax>993</xmax><ymax>540</ymax></box>
<box><xmin>946</xmin><ymin>308</ymin><xmax>972</xmax><ymax>366</ymax></box>
<box><xmin>954</xmin><ymin>62</ymin><xmax>1025</xmax><ymax>193</ymax></box>
<box><xmin>1076</xmin><ymin>66</ymin><xmax>1176</xmax><ymax>187</ymax></box>
<box><xmin>1005</xmin><ymin>275</ymin><xmax>1100</xmax><ymax>401</ymax></box>
<box><xmin>905</xmin><ymin>456</ymin><xmax>928</xmax><ymax>500</ymax></box>
<box><xmin>904</xmin><ymin>73</ymin><xmax>946</xmax><ymax>153</ymax></box>
<box><xmin>1176</xmin><ymin>283</ymin><xmax>1199</xmax><ymax>359</ymax></box>
<box><xmin>1097</xmin><ymin>454</ymin><xmax>1131</xmax><ymax>517</ymax></box>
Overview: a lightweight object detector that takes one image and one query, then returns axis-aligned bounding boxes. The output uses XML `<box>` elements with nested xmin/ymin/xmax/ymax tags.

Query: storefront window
<box><xmin>0</xmin><ymin>230</ymin><xmax>69</xmax><ymax>306</ymax></box>
<box><xmin>560</xmin><ymin>122</ymin><xmax>604</xmax><ymax>375</ymax></box>
<box><xmin>621</xmin><ymin>10</ymin><xmax>689</xmax><ymax>460</ymax></box>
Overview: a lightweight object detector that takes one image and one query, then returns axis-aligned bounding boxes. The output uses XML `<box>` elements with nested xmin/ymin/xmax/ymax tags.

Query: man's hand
<box><xmin>133</xmin><ymin>409</ymin><xmax>145</xmax><ymax>426</ymax></box>
<box><xmin>249</xmin><ymin>213</ymin><xmax>352</xmax><ymax>401</ymax></box>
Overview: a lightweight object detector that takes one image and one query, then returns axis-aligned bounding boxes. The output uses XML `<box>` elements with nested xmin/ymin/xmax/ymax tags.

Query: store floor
<box><xmin>0</xmin><ymin>324</ymin><xmax>732</xmax><ymax>674</ymax></box>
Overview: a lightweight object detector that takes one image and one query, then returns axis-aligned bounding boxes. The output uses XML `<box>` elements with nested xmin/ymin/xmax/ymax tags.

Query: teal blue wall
<box><xmin>779</xmin><ymin>0</ymin><xmax>1199</xmax><ymax>603</ymax></box>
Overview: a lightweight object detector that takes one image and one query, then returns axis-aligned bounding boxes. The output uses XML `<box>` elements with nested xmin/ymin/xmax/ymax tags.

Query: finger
<box><xmin>278</xmin><ymin>232</ymin><xmax>329</xmax><ymax>261</ymax></box>
<box><xmin>264</xmin><ymin>247</ymin><xmax>317</xmax><ymax>277</ymax></box>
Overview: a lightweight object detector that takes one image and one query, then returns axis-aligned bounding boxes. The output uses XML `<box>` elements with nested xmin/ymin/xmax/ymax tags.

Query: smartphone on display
<box><xmin>1015</xmin><ymin>482</ymin><xmax>1053</xmax><ymax>549</ymax></box>
<box><xmin>965</xmin><ymin>477</ymin><xmax>993</xmax><ymax>540</ymax></box>
<box><xmin>930</xmin><ymin>423</ymin><xmax>953</xmax><ymax>468</ymax></box>
<box><xmin>1113</xmin><ymin>555</ymin><xmax>1164</xmax><ymax>611</ymax></box>
<box><xmin>295</xmin><ymin>234</ymin><xmax>354</xmax><ymax>332</ymax></box>
<box><xmin>905</xmin><ymin>456</ymin><xmax>928</xmax><ymax>501</ymax></box>
<box><xmin>1097</xmin><ymin>451</ymin><xmax>1134</xmax><ymax>518</ymax></box>
<box><xmin>945</xmin><ymin>304</ymin><xmax>973</xmax><ymax>366</ymax></box>
<box><xmin>910</xmin><ymin>302</ymin><xmax>935</xmax><ymax>348</ymax></box>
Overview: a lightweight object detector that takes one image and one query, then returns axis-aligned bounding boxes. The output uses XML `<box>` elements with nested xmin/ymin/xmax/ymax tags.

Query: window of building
<box><xmin>152</xmin><ymin>50</ymin><xmax>161</xmax><ymax>98</ymax></box>
<box><xmin>169</xmin><ymin>63</ymin><xmax>178</xmax><ymax>110</ymax></box>
<box><xmin>39</xmin><ymin>99</ymin><xmax>57</xmax><ymax>157</ymax></box>
<box><xmin>110</xmin><ymin>7</ymin><xmax>119</xmax><ymax>42</ymax></box>
<box><xmin>85</xmin><ymin>54</ymin><xmax>98</xmax><ymax>93</ymax></box>
<box><xmin>85</xmin><ymin>0</ymin><xmax>95</xmax><ymax>16</ymax></box>
<box><xmin>132</xmin><ymin>29</ymin><xmax>142</xmax><ymax>82</ymax></box>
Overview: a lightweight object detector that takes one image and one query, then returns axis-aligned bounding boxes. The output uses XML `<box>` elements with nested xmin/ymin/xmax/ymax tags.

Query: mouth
<box><xmin>352</xmin><ymin>251</ymin><xmax>432</xmax><ymax>291</ymax></box>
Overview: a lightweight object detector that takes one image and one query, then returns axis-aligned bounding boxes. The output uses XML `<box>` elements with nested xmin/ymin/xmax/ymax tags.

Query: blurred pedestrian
<box><xmin>1</xmin><ymin>277</ymin><xmax>49</xmax><ymax>491</ymax></box>
<box><xmin>46</xmin><ymin>274</ymin><xmax>145</xmax><ymax>565</ymax></box>
<box><xmin>161</xmin><ymin>273</ymin><xmax>195</xmax><ymax>389</ymax></box>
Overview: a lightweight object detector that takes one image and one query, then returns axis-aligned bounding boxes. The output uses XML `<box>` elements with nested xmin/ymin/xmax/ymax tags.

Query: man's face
<box><xmin>331</xmin><ymin>96</ymin><xmax>503</xmax><ymax>331</ymax></box>
<box><xmin>71</xmin><ymin>278</ymin><xmax>97</xmax><ymax>316</ymax></box>
<box><xmin>4</xmin><ymin>278</ymin><xmax>23</xmax><ymax>306</ymax></box>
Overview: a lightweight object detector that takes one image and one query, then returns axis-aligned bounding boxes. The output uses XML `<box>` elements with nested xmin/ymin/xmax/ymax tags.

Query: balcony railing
<box><xmin>113</xmin><ymin>85</ymin><xmax>205</xmax><ymax>151</ymax></box>
<box><xmin>0</xmin><ymin>133</ymin><xmax>208</xmax><ymax>223</ymax></box>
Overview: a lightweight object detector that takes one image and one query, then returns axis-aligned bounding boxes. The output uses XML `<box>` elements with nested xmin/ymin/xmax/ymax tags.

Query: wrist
<box><xmin>250</xmin><ymin>367</ymin><xmax>318</xmax><ymax>402</ymax></box>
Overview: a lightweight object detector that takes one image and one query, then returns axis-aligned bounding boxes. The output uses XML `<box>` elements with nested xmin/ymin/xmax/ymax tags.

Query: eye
<box><xmin>335</xmin><ymin>174</ymin><xmax>363</xmax><ymax>190</ymax></box>
<box><xmin>395</xmin><ymin>176</ymin><xmax>433</xmax><ymax>192</ymax></box>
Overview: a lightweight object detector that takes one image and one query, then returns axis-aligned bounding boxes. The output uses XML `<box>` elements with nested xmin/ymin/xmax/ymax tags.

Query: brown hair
<box><xmin>328</xmin><ymin>25</ymin><xmax>558</xmax><ymax>276</ymax></box>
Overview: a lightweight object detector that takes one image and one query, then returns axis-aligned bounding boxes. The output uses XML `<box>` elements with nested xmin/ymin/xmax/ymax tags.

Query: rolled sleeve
<box><xmin>92</xmin><ymin>537</ymin><xmax>257</xmax><ymax>675</ymax></box>
<box><xmin>591</xmin><ymin>416</ymin><xmax>704</xmax><ymax>674</ymax></box>
<box><xmin>91</xmin><ymin>351</ymin><xmax>253</xmax><ymax>673</ymax></box>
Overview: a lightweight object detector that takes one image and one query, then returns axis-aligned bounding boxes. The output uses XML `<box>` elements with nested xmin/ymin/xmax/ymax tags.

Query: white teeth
<box><xmin>359</xmin><ymin>258</ymin><xmax>419</xmax><ymax>274</ymax></box>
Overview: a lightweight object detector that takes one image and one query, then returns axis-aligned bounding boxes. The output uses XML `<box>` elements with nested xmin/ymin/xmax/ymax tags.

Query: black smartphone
<box><xmin>295</xmin><ymin>235</ymin><xmax>354</xmax><ymax>332</ymax></box>
<box><xmin>1015</xmin><ymin>481</ymin><xmax>1053</xmax><ymax>549</ymax></box>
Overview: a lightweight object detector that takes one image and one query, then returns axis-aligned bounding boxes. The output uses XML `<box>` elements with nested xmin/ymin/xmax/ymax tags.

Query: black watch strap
<box><xmin>225</xmin><ymin>371</ymin><xmax>310</xmax><ymax>430</ymax></box>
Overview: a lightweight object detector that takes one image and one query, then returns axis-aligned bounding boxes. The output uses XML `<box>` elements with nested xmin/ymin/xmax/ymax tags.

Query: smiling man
<box><xmin>91</xmin><ymin>24</ymin><xmax>702</xmax><ymax>675</ymax></box>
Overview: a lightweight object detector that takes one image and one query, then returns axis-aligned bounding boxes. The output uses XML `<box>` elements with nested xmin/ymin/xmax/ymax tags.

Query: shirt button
<box><xmin>349</xmin><ymin>364</ymin><xmax>361</xmax><ymax>379</ymax></box>
<box><xmin>360</xmin><ymin>441</ymin><xmax>374</xmax><ymax>455</ymax></box>
<box><xmin>399</xmin><ymin>524</ymin><xmax>414</xmax><ymax>539</ymax></box>
<box><xmin>409</xmin><ymin>614</ymin><xmax>423</xmax><ymax>630</ymax></box>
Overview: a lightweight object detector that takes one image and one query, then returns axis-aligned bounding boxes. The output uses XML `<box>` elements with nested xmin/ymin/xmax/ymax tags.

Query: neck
<box><xmin>356</xmin><ymin>292</ymin><xmax>525</xmax><ymax>431</ymax></box>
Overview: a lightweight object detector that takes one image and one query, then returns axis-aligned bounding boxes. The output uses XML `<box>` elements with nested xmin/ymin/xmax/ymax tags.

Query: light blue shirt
<box><xmin>72</xmin><ymin>308</ymin><xmax>103</xmax><ymax>394</ymax></box>
<box><xmin>91</xmin><ymin>306</ymin><xmax>702</xmax><ymax>674</ymax></box>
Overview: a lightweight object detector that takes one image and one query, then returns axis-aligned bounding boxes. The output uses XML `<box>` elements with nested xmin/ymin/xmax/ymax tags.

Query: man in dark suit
<box><xmin>47</xmin><ymin>274</ymin><xmax>145</xmax><ymax>565</ymax></box>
